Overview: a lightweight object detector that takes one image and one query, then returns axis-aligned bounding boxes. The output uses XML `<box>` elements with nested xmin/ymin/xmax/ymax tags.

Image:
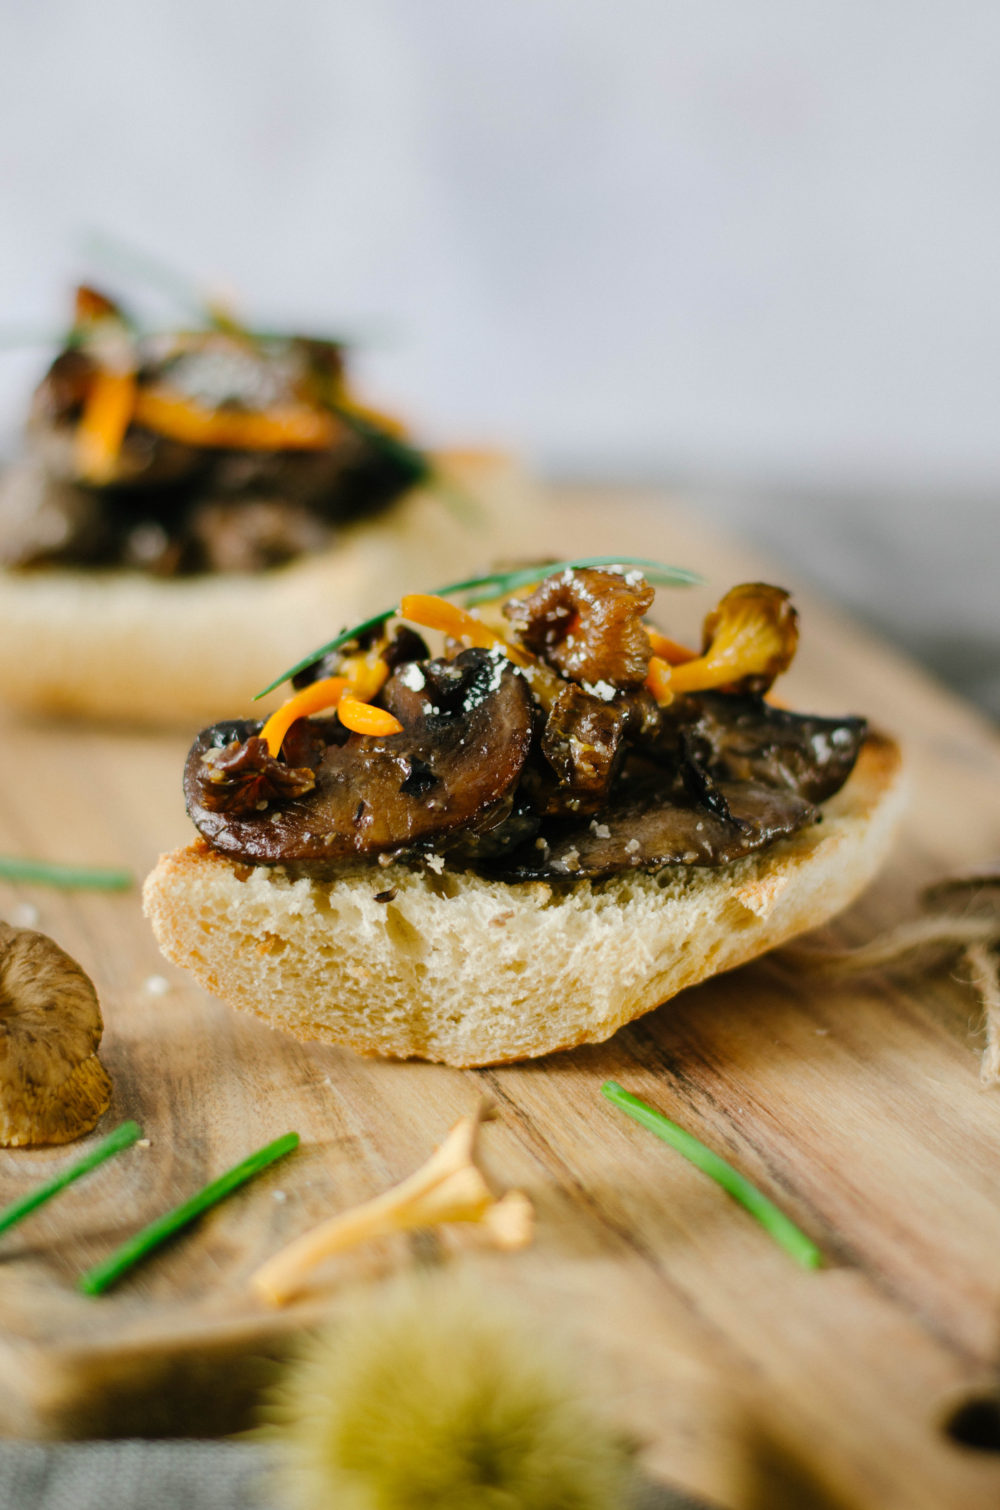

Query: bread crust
<box><xmin>0</xmin><ymin>452</ymin><xmax>531</xmax><ymax>727</ymax></box>
<box><xmin>143</xmin><ymin>732</ymin><xmax>905</xmax><ymax>1067</ymax></box>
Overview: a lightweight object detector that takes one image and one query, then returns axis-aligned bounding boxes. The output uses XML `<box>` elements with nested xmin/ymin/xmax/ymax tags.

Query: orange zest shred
<box><xmin>399</xmin><ymin>594</ymin><xmax>499</xmax><ymax>647</ymax></box>
<box><xmin>75</xmin><ymin>367</ymin><xmax>138</xmax><ymax>483</ymax></box>
<box><xmin>336</xmin><ymin>697</ymin><xmax>403</xmax><ymax>737</ymax></box>
<box><xmin>399</xmin><ymin>594</ymin><xmax>529</xmax><ymax>666</ymax></box>
<box><xmin>646</xmin><ymin>629</ymin><xmax>697</xmax><ymax>664</ymax></box>
<box><xmin>259</xmin><ymin>658</ymin><xmax>401</xmax><ymax>755</ymax></box>
<box><xmin>133</xmin><ymin>387</ymin><xmax>338</xmax><ymax>451</ymax></box>
<box><xmin>259</xmin><ymin>677</ymin><xmax>348</xmax><ymax>756</ymax></box>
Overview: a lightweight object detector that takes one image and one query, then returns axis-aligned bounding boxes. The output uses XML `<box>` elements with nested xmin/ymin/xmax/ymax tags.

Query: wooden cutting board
<box><xmin>1</xmin><ymin>487</ymin><xmax>999</xmax><ymax>1510</ymax></box>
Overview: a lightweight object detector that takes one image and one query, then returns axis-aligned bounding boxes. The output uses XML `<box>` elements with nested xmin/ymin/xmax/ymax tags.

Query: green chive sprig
<box><xmin>0</xmin><ymin>1121</ymin><xmax>142</xmax><ymax>1241</ymax></box>
<box><xmin>328</xmin><ymin>402</ymin><xmax>481</xmax><ymax>529</ymax></box>
<box><xmin>78</xmin><ymin>1131</ymin><xmax>300</xmax><ymax>1296</ymax></box>
<box><xmin>329</xmin><ymin>403</ymin><xmax>431</xmax><ymax>487</ymax></box>
<box><xmin>254</xmin><ymin>555</ymin><xmax>704</xmax><ymax>699</ymax></box>
<box><xmin>0</xmin><ymin>856</ymin><xmax>132</xmax><ymax>891</ymax></box>
<box><xmin>601</xmin><ymin>1081</ymin><xmax>822</xmax><ymax>1270</ymax></box>
<box><xmin>81</xmin><ymin>229</ymin><xmax>215</xmax><ymax>326</ymax></box>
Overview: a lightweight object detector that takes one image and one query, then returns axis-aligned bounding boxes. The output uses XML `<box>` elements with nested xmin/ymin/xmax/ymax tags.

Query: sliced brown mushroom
<box><xmin>0</xmin><ymin>924</ymin><xmax>112</xmax><ymax>1147</ymax></box>
<box><xmin>184</xmin><ymin>495</ymin><xmax>335</xmax><ymax>574</ymax></box>
<box><xmin>489</xmin><ymin>690</ymin><xmax>866</xmax><ymax>880</ymax></box>
<box><xmin>651</xmin><ymin>692</ymin><xmax>868</xmax><ymax>805</ymax></box>
<box><xmin>185</xmin><ymin>648</ymin><xmax>535</xmax><ymax>866</ymax></box>
<box><xmin>492</xmin><ymin>772</ymin><xmax>818</xmax><ymax>880</ymax></box>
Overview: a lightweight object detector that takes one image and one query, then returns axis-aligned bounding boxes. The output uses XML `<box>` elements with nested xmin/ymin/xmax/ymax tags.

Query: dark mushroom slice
<box><xmin>184</xmin><ymin>495</ymin><xmax>336</xmax><ymax>574</ymax></box>
<box><xmin>491</xmin><ymin>773</ymin><xmax>818</xmax><ymax>881</ymax></box>
<box><xmin>185</xmin><ymin>648</ymin><xmax>534</xmax><ymax>866</ymax></box>
<box><xmin>650</xmin><ymin>692</ymin><xmax>867</xmax><ymax>805</ymax></box>
<box><xmin>208</xmin><ymin>445</ymin><xmax>363</xmax><ymax>512</ymax></box>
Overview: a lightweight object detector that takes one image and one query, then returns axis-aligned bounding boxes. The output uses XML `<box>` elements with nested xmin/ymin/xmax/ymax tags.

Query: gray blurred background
<box><xmin>0</xmin><ymin>1</ymin><xmax>997</xmax><ymax>715</ymax></box>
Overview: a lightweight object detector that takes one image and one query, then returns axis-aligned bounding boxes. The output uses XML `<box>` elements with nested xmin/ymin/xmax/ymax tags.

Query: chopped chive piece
<box><xmin>0</xmin><ymin>1121</ymin><xmax>142</xmax><ymax>1240</ymax></box>
<box><xmin>327</xmin><ymin>404</ymin><xmax>484</xmax><ymax>538</ymax></box>
<box><xmin>601</xmin><ymin>1081</ymin><xmax>822</xmax><ymax>1270</ymax></box>
<box><xmin>78</xmin><ymin>1132</ymin><xmax>300</xmax><ymax>1296</ymax></box>
<box><xmin>254</xmin><ymin>556</ymin><xmax>704</xmax><ymax>699</ymax></box>
<box><xmin>329</xmin><ymin>403</ymin><xmax>432</xmax><ymax>489</ymax></box>
<box><xmin>254</xmin><ymin>610</ymin><xmax>398</xmax><ymax>699</ymax></box>
<box><xmin>0</xmin><ymin>856</ymin><xmax>133</xmax><ymax>890</ymax></box>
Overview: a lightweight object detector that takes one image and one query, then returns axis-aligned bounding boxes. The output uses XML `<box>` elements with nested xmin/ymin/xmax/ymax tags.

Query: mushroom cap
<box><xmin>0</xmin><ymin>923</ymin><xmax>112</xmax><ymax>1147</ymax></box>
<box><xmin>184</xmin><ymin>648</ymin><xmax>535</xmax><ymax>866</ymax></box>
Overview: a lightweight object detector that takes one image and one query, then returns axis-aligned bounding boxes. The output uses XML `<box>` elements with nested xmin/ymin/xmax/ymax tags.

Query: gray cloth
<box><xmin>0</xmin><ymin>1440</ymin><xmax>712</xmax><ymax>1510</ymax></box>
<box><xmin>0</xmin><ymin>1442</ymin><xmax>277</xmax><ymax>1510</ymax></box>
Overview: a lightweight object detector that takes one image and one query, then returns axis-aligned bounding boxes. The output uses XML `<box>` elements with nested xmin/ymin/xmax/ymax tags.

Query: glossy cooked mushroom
<box><xmin>0</xmin><ymin>924</ymin><xmax>112</xmax><ymax>1147</ymax></box>
<box><xmin>503</xmin><ymin>566</ymin><xmax>655</xmax><ymax>689</ymax></box>
<box><xmin>3</xmin><ymin>293</ymin><xmax>423</xmax><ymax>577</ymax></box>
<box><xmin>183</xmin><ymin>570</ymin><xmax>869</xmax><ymax>881</ymax></box>
<box><xmin>491</xmin><ymin>694</ymin><xmax>868</xmax><ymax>880</ymax></box>
<box><xmin>490</xmin><ymin>773</ymin><xmax>819</xmax><ymax>880</ymax></box>
<box><xmin>185</xmin><ymin>648</ymin><xmax>536</xmax><ymax>865</ymax></box>
<box><xmin>649</xmin><ymin>692</ymin><xmax>868</xmax><ymax>805</ymax></box>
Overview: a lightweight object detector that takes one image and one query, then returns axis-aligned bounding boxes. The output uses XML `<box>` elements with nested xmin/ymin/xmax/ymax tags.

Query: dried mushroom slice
<box><xmin>0</xmin><ymin>924</ymin><xmax>112</xmax><ymax>1146</ymax></box>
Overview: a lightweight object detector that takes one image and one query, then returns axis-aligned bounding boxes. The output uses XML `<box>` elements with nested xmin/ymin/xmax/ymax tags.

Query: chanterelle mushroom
<box><xmin>251</xmin><ymin>1102</ymin><xmax>534</xmax><ymax>1306</ymax></box>
<box><xmin>0</xmin><ymin>924</ymin><xmax>112</xmax><ymax>1146</ymax></box>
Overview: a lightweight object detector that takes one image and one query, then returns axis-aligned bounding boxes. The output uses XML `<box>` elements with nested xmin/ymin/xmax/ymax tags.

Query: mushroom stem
<box><xmin>251</xmin><ymin>1104</ymin><xmax>533</xmax><ymax>1307</ymax></box>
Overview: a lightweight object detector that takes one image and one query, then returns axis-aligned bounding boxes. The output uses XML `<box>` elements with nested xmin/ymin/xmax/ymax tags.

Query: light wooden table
<box><xmin>0</xmin><ymin>487</ymin><xmax>999</xmax><ymax>1510</ymax></box>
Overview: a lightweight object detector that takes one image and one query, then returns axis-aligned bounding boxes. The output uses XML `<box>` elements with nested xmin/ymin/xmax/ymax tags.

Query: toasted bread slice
<box><xmin>143</xmin><ymin>733</ymin><xmax>904</xmax><ymax>1067</ymax></box>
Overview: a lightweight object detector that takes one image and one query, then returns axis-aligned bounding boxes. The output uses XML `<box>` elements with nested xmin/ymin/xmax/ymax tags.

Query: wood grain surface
<box><xmin>1</xmin><ymin>487</ymin><xmax>999</xmax><ymax>1510</ymax></box>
